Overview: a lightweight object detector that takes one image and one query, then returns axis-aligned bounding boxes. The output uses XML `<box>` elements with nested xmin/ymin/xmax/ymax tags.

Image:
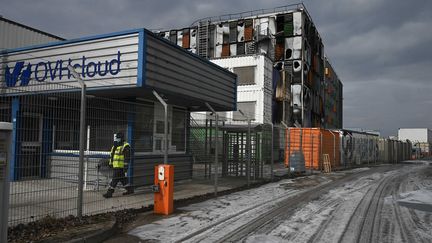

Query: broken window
<box><xmin>233</xmin><ymin>66</ymin><xmax>256</xmax><ymax>85</ymax></box>
<box><xmin>233</xmin><ymin>101</ymin><xmax>256</xmax><ymax>121</ymax></box>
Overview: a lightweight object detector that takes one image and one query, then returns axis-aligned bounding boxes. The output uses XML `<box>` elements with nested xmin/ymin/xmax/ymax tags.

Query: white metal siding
<box><xmin>0</xmin><ymin>19</ymin><xmax>61</xmax><ymax>50</ymax></box>
<box><xmin>211</xmin><ymin>55</ymin><xmax>273</xmax><ymax>123</ymax></box>
<box><xmin>0</xmin><ymin>33</ymin><xmax>139</xmax><ymax>93</ymax></box>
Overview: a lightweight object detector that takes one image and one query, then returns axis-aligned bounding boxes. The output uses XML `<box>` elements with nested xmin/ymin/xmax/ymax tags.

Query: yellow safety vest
<box><xmin>110</xmin><ymin>142</ymin><xmax>130</xmax><ymax>168</ymax></box>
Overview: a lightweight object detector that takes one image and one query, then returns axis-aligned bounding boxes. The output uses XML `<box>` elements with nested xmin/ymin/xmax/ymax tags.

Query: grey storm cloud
<box><xmin>1</xmin><ymin>0</ymin><xmax>431</xmax><ymax>136</ymax></box>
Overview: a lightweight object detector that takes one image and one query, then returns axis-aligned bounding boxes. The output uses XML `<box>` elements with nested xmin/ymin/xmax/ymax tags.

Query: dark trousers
<box><xmin>109</xmin><ymin>168</ymin><xmax>128</xmax><ymax>188</ymax></box>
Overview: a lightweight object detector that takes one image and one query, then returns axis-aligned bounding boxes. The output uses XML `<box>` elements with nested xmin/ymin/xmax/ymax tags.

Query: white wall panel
<box><xmin>211</xmin><ymin>55</ymin><xmax>273</xmax><ymax>123</ymax></box>
<box><xmin>0</xmin><ymin>33</ymin><xmax>140</xmax><ymax>93</ymax></box>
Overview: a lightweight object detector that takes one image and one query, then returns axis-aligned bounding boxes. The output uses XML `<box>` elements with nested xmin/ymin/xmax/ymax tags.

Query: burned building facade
<box><xmin>155</xmin><ymin>4</ymin><xmax>342</xmax><ymax>128</ymax></box>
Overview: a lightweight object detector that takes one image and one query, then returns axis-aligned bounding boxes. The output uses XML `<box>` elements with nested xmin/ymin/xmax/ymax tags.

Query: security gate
<box><xmin>222</xmin><ymin>130</ymin><xmax>262</xmax><ymax>178</ymax></box>
<box><xmin>18</xmin><ymin>113</ymin><xmax>43</xmax><ymax>178</ymax></box>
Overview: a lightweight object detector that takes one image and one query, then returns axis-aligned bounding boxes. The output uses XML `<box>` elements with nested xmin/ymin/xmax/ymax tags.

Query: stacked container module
<box><xmin>380</xmin><ymin>139</ymin><xmax>412</xmax><ymax>163</ymax></box>
<box><xmin>279</xmin><ymin>10</ymin><xmax>326</xmax><ymax>127</ymax></box>
<box><xmin>285</xmin><ymin>128</ymin><xmax>340</xmax><ymax>171</ymax></box>
<box><xmin>154</xmin><ymin>5</ymin><xmax>342</xmax><ymax>129</ymax></box>
<box><xmin>157</xmin><ymin>28</ymin><xmax>197</xmax><ymax>54</ymax></box>
<box><xmin>211</xmin><ymin>55</ymin><xmax>273</xmax><ymax>124</ymax></box>
<box><xmin>214</xmin><ymin>19</ymin><xmax>254</xmax><ymax>58</ymax></box>
<box><xmin>338</xmin><ymin>130</ymin><xmax>382</xmax><ymax>166</ymax></box>
<box><xmin>323</xmin><ymin>59</ymin><xmax>342</xmax><ymax>129</ymax></box>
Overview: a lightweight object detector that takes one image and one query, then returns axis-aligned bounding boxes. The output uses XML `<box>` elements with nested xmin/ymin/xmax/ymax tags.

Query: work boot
<box><xmin>123</xmin><ymin>186</ymin><xmax>134</xmax><ymax>195</ymax></box>
<box><xmin>103</xmin><ymin>188</ymin><xmax>114</xmax><ymax>198</ymax></box>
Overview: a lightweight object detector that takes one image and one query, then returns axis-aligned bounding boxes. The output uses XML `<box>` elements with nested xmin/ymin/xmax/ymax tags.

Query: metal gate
<box><xmin>18</xmin><ymin>113</ymin><xmax>43</xmax><ymax>178</ymax></box>
<box><xmin>222</xmin><ymin>129</ymin><xmax>262</xmax><ymax>179</ymax></box>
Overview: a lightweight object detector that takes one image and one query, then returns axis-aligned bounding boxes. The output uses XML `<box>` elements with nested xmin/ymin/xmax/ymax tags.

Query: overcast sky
<box><xmin>2</xmin><ymin>0</ymin><xmax>431</xmax><ymax>137</ymax></box>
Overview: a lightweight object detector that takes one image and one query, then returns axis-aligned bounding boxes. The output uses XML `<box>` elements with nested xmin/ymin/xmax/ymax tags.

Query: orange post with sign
<box><xmin>154</xmin><ymin>164</ymin><xmax>174</xmax><ymax>215</ymax></box>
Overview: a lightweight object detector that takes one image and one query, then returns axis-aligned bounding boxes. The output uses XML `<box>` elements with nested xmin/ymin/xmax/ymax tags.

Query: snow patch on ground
<box><xmin>402</xmin><ymin>160</ymin><xmax>432</xmax><ymax>165</ymax></box>
<box><xmin>347</xmin><ymin>167</ymin><xmax>371</xmax><ymax>173</ymax></box>
<box><xmin>245</xmin><ymin>234</ymin><xmax>283</xmax><ymax>243</ymax></box>
<box><xmin>128</xmin><ymin>168</ymin><xmax>411</xmax><ymax>242</ymax></box>
<box><xmin>128</xmin><ymin>178</ymin><xmax>305</xmax><ymax>241</ymax></box>
<box><xmin>397</xmin><ymin>189</ymin><xmax>432</xmax><ymax>212</ymax></box>
<box><xmin>245</xmin><ymin>172</ymin><xmax>383</xmax><ymax>242</ymax></box>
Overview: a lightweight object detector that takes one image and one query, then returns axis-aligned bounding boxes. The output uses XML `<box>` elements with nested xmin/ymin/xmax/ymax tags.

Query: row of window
<box><xmin>54</xmin><ymin>103</ymin><xmax>187</xmax><ymax>154</ymax></box>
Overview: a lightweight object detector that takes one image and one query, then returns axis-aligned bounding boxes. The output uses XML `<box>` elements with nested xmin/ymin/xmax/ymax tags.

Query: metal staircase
<box><xmin>197</xmin><ymin>21</ymin><xmax>210</xmax><ymax>58</ymax></box>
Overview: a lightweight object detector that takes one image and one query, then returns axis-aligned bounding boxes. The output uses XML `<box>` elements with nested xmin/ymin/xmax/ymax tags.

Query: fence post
<box><xmin>0</xmin><ymin>122</ymin><xmax>12</xmax><ymax>242</ymax></box>
<box><xmin>68</xmin><ymin>65</ymin><xmax>86</xmax><ymax>219</ymax></box>
<box><xmin>205</xmin><ymin>103</ymin><xmax>218</xmax><ymax>196</ymax></box>
<box><xmin>153</xmin><ymin>90</ymin><xmax>168</xmax><ymax>165</ymax></box>
<box><xmin>270</xmin><ymin>123</ymin><xmax>274</xmax><ymax>181</ymax></box>
<box><xmin>205</xmin><ymin>119</ymin><xmax>208</xmax><ymax>178</ymax></box>
<box><xmin>281</xmin><ymin>121</ymin><xmax>289</xmax><ymax>176</ymax></box>
<box><xmin>320</xmin><ymin>130</ymin><xmax>323</xmax><ymax>171</ymax></box>
<box><xmin>247</xmin><ymin>118</ymin><xmax>251</xmax><ymax>186</ymax></box>
<box><xmin>239</xmin><ymin>110</ymin><xmax>250</xmax><ymax>187</ymax></box>
<box><xmin>329</xmin><ymin>131</ymin><xmax>336</xmax><ymax>170</ymax></box>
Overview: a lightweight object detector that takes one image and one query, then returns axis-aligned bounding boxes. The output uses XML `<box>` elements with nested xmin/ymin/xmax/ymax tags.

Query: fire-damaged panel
<box><xmin>153</xmin><ymin>4</ymin><xmax>342</xmax><ymax>128</ymax></box>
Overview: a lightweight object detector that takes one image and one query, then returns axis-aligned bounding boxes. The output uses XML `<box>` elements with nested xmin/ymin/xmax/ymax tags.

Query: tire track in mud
<box><xmin>188</xmin><ymin>166</ymin><xmax>399</xmax><ymax>243</ymax></box>
<box><xmin>174</xmin><ymin>188</ymin><xmax>301</xmax><ymax>243</ymax></box>
<box><xmin>338</xmin><ymin>171</ymin><xmax>397</xmax><ymax>243</ymax></box>
<box><xmin>339</xmin><ymin>165</ymin><xmax>432</xmax><ymax>243</ymax></box>
<box><xmin>307</xmin><ymin>176</ymin><xmax>381</xmax><ymax>243</ymax></box>
<box><xmin>389</xmin><ymin>177</ymin><xmax>411</xmax><ymax>243</ymax></box>
<box><xmin>280</xmin><ymin>197</ymin><xmax>343</xmax><ymax>242</ymax></box>
<box><xmin>391</xmin><ymin>172</ymin><xmax>430</xmax><ymax>243</ymax></box>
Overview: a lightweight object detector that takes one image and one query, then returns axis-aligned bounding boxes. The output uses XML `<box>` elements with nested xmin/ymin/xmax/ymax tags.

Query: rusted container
<box><xmin>221</xmin><ymin>44</ymin><xmax>230</xmax><ymax>57</ymax></box>
<box><xmin>244</xmin><ymin>20</ymin><xmax>254</xmax><ymax>41</ymax></box>
<box><xmin>285</xmin><ymin>128</ymin><xmax>340</xmax><ymax>170</ymax></box>
<box><xmin>182</xmin><ymin>29</ymin><xmax>190</xmax><ymax>48</ymax></box>
<box><xmin>275</xmin><ymin>42</ymin><xmax>284</xmax><ymax>61</ymax></box>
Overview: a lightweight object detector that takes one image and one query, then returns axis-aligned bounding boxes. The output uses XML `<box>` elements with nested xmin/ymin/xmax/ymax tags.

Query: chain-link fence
<box><xmin>0</xmin><ymin>84</ymin><xmax>413</xmax><ymax>227</ymax></box>
<box><xmin>1</xmin><ymin>85</ymin><xmax>284</xmax><ymax>226</ymax></box>
<box><xmin>190</xmin><ymin>112</ymin><xmax>278</xmax><ymax>186</ymax></box>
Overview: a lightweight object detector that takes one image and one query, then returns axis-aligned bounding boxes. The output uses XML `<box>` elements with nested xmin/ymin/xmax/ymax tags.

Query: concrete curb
<box><xmin>64</xmin><ymin>220</ymin><xmax>119</xmax><ymax>243</ymax></box>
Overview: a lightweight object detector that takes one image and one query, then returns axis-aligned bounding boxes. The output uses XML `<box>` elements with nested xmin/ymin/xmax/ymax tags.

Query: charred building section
<box><xmin>154</xmin><ymin>4</ymin><xmax>342</xmax><ymax>129</ymax></box>
<box><xmin>324</xmin><ymin>58</ymin><xmax>343</xmax><ymax>129</ymax></box>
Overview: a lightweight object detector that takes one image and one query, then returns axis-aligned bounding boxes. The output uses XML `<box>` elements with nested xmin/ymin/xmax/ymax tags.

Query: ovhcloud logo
<box><xmin>5</xmin><ymin>62</ymin><xmax>32</xmax><ymax>87</ymax></box>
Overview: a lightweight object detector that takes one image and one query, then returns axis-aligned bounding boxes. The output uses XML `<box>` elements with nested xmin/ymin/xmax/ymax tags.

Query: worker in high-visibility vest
<box><xmin>103</xmin><ymin>132</ymin><xmax>134</xmax><ymax>198</ymax></box>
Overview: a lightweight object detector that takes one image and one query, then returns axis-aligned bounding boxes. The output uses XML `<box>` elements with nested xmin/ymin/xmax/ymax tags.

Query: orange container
<box><xmin>244</xmin><ymin>27</ymin><xmax>253</xmax><ymax>41</ymax></box>
<box><xmin>285</xmin><ymin>128</ymin><xmax>340</xmax><ymax>170</ymax></box>
<box><xmin>221</xmin><ymin>44</ymin><xmax>230</xmax><ymax>57</ymax></box>
<box><xmin>182</xmin><ymin>30</ymin><xmax>190</xmax><ymax>49</ymax></box>
<box><xmin>275</xmin><ymin>42</ymin><xmax>284</xmax><ymax>61</ymax></box>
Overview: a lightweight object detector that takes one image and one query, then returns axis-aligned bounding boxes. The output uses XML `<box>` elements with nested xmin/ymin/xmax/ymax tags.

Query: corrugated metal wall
<box><xmin>145</xmin><ymin>32</ymin><xmax>237</xmax><ymax>111</ymax></box>
<box><xmin>0</xmin><ymin>17</ymin><xmax>63</xmax><ymax>50</ymax></box>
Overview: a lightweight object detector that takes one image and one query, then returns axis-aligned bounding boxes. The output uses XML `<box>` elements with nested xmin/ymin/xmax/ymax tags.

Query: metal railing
<box><xmin>190</xmin><ymin>3</ymin><xmax>306</xmax><ymax>26</ymax></box>
<box><xmin>0</xmin><ymin>84</ymin><xmax>413</xmax><ymax>227</ymax></box>
<box><xmin>1</xmin><ymin>85</ymin><xmax>281</xmax><ymax>226</ymax></box>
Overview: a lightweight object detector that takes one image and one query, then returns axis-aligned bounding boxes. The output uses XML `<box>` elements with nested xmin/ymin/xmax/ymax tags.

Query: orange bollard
<box><xmin>153</xmin><ymin>164</ymin><xmax>174</xmax><ymax>215</ymax></box>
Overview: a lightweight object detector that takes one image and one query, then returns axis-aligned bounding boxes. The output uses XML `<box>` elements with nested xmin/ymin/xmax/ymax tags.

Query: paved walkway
<box><xmin>8</xmin><ymin>163</ymin><xmax>289</xmax><ymax>226</ymax></box>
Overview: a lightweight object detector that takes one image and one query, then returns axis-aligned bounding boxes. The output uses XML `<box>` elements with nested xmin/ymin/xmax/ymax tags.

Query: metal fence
<box><xmin>1</xmin><ymin>85</ymin><xmax>283</xmax><ymax>226</ymax></box>
<box><xmin>0</xmin><ymin>83</ymin><xmax>413</xmax><ymax>227</ymax></box>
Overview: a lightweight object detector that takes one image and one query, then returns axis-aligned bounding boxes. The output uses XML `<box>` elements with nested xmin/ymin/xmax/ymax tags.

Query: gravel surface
<box><xmin>127</xmin><ymin>163</ymin><xmax>432</xmax><ymax>243</ymax></box>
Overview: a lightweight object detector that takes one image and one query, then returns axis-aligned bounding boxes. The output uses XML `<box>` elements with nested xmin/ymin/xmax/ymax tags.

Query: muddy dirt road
<box><xmin>112</xmin><ymin>161</ymin><xmax>432</xmax><ymax>243</ymax></box>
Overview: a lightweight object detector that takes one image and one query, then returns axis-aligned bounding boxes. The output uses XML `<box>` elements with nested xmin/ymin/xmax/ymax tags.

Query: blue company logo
<box><xmin>4</xmin><ymin>51</ymin><xmax>122</xmax><ymax>87</ymax></box>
